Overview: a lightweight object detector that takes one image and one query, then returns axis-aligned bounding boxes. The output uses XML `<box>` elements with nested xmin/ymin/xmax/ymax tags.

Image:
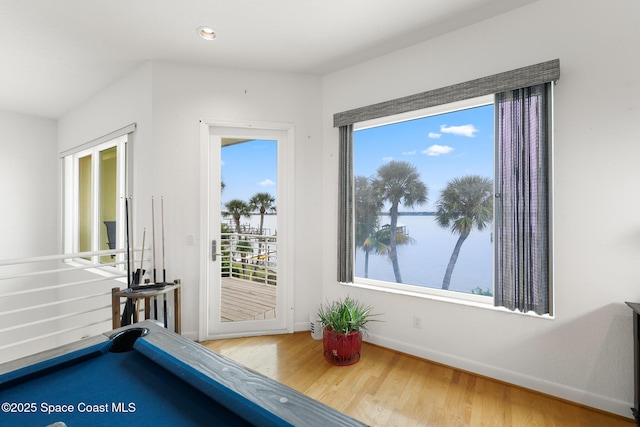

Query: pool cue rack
<box><xmin>119</xmin><ymin>196</ymin><xmax>180</xmax><ymax>331</ymax></box>
<box><xmin>112</xmin><ymin>281</ymin><xmax>181</xmax><ymax>334</ymax></box>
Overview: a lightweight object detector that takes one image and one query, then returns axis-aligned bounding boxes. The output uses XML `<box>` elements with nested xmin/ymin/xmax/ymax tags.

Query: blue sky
<box><xmin>355</xmin><ymin>104</ymin><xmax>494</xmax><ymax>211</ymax></box>
<box><xmin>219</xmin><ymin>104</ymin><xmax>494</xmax><ymax>212</ymax></box>
<box><xmin>221</xmin><ymin>139</ymin><xmax>277</xmax><ymax>207</ymax></box>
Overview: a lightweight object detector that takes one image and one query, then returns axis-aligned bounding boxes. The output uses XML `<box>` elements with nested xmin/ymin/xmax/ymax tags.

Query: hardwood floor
<box><xmin>201</xmin><ymin>332</ymin><xmax>635</xmax><ymax>427</ymax></box>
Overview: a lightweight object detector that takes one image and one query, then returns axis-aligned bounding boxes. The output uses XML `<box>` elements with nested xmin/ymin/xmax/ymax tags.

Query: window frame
<box><xmin>62</xmin><ymin>125</ymin><xmax>133</xmax><ymax>270</ymax></box>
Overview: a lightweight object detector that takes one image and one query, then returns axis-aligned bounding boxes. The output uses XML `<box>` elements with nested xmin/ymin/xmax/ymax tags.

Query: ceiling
<box><xmin>0</xmin><ymin>0</ymin><xmax>535</xmax><ymax>119</ymax></box>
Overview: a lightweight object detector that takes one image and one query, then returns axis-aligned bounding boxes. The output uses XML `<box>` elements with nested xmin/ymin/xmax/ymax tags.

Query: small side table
<box><xmin>112</xmin><ymin>284</ymin><xmax>181</xmax><ymax>334</ymax></box>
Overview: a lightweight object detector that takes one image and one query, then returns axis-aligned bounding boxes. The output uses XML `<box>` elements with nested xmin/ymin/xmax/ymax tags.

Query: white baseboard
<box><xmin>294</xmin><ymin>321</ymin><xmax>312</xmax><ymax>333</ymax></box>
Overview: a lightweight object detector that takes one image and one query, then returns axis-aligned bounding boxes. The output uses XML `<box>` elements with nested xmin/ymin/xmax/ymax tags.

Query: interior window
<box><xmin>63</xmin><ymin>134</ymin><xmax>128</xmax><ymax>268</ymax></box>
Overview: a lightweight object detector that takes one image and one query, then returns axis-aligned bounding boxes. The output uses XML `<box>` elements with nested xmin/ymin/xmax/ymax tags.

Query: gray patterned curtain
<box><xmin>337</xmin><ymin>124</ymin><xmax>354</xmax><ymax>283</ymax></box>
<box><xmin>494</xmin><ymin>83</ymin><xmax>551</xmax><ymax>315</ymax></box>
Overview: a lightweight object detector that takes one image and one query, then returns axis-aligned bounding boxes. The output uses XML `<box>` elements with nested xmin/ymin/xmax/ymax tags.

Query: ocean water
<box><xmin>354</xmin><ymin>214</ymin><xmax>493</xmax><ymax>294</ymax></box>
<box><xmin>234</xmin><ymin>214</ymin><xmax>493</xmax><ymax>295</ymax></box>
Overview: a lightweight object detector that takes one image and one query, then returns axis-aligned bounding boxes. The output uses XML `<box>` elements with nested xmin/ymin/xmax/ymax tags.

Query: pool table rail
<box><xmin>0</xmin><ymin>321</ymin><xmax>367</xmax><ymax>427</ymax></box>
<box><xmin>138</xmin><ymin>321</ymin><xmax>367</xmax><ymax>426</ymax></box>
<box><xmin>0</xmin><ymin>334</ymin><xmax>108</xmax><ymax>377</ymax></box>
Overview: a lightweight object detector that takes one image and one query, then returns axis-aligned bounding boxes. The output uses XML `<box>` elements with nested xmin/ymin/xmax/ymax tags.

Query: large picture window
<box><xmin>353</xmin><ymin>97</ymin><xmax>494</xmax><ymax>298</ymax></box>
<box><xmin>336</xmin><ymin>61</ymin><xmax>558</xmax><ymax>315</ymax></box>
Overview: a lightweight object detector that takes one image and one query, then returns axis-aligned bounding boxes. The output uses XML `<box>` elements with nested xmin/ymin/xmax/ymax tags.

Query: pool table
<box><xmin>0</xmin><ymin>321</ymin><xmax>366</xmax><ymax>426</ymax></box>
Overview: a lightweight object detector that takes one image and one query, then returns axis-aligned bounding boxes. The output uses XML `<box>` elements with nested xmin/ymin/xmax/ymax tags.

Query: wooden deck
<box><xmin>221</xmin><ymin>277</ymin><xmax>276</xmax><ymax>321</ymax></box>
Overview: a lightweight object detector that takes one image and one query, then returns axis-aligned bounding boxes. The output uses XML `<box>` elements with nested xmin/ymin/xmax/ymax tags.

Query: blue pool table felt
<box><xmin>1</xmin><ymin>331</ymin><xmax>286</xmax><ymax>426</ymax></box>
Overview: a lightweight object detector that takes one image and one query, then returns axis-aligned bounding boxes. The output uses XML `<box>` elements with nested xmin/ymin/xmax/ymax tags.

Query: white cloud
<box><xmin>382</xmin><ymin>156</ymin><xmax>394</xmax><ymax>162</ymax></box>
<box><xmin>428</xmin><ymin>132</ymin><xmax>441</xmax><ymax>139</ymax></box>
<box><xmin>422</xmin><ymin>145</ymin><xmax>454</xmax><ymax>156</ymax></box>
<box><xmin>259</xmin><ymin>179</ymin><xmax>275</xmax><ymax>187</ymax></box>
<box><xmin>402</xmin><ymin>150</ymin><xmax>416</xmax><ymax>155</ymax></box>
<box><xmin>440</xmin><ymin>124</ymin><xmax>478</xmax><ymax>137</ymax></box>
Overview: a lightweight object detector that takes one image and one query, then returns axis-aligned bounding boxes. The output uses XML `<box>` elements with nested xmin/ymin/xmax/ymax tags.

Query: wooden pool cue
<box><xmin>138</xmin><ymin>228</ymin><xmax>146</xmax><ymax>285</ymax></box>
<box><xmin>161</xmin><ymin>196</ymin><xmax>168</xmax><ymax>328</ymax></box>
<box><xmin>122</xmin><ymin>197</ymin><xmax>134</xmax><ymax>326</ymax></box>
<box><xmin>152</xmin><ymin>197</ymin><xmax>158</xmax><ymax>319</ymax></box>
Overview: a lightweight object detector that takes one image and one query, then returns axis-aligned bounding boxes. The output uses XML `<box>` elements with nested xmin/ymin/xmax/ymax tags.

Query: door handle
<box><xmin>211</xmin><ymin>240</ymin><xmax>222</xmax><ymax>261</ymax></box>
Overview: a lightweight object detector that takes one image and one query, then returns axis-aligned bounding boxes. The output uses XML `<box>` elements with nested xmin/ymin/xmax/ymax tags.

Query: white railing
<box><xmin>0</xmin><ymin>249</ymin><xmax>128</xmax><ymax>364</ymax></box>
<box><xmin>220</xmin><ymin>233</ymin><xmax>277</xmax><ymax>286</ymax></box>
<box><xmin>0</xmin><ymin>235</ymin><xmax>277</xmax><ymax>364</ymax></box>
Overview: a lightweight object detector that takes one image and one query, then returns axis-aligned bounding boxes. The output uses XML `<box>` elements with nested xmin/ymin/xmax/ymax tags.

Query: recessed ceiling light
<box><xmin>197</xmin><ymin>26</ymin><xmax>217</xmax><ymax>41</ymax></box>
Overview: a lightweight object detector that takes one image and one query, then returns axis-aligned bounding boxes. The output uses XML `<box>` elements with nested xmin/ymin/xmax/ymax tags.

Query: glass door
<box><xmin>200</xmin><ymin>122</ymin><xmax>293</xmax><ymax>339</ymax></box>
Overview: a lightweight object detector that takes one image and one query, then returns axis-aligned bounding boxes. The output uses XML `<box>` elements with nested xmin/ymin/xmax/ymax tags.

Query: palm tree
<box><xmin>371</xmin><ymin>161</ymin><xmax>428</xmax><ymax>283</ymax></box>
<box><xmin>355</xmin><ymin>176</ymin><xmax>383</xmax><ymax>278</ymax></box>
<box><xmin>435</xmin><ymin>175</ymin><xmax>493</xmax><ymax>290</ymax></box>
<box><xmin>366</xmin><ymin>225</ymin><xmax>415</xmax><ymax>266</ymax></box>
<box><xmin>249</xmin><ymin>192</ymin><xmax>276</xmax><ymax>236</ymax></box>
<box><xmin>223</xmin><ymin>199</ymin><xmax>251</xmax><ymax>234</ymax></box>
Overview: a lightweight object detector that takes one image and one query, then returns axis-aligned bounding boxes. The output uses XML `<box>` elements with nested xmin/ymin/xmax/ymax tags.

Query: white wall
<box><xmin>149</xmin><ymin>61</ymin><xmax>323</xmax><ymax>337</ymax></box>
<box><xmin>58</xmin><ymin>61</ymin><xmax>154</xmax><ymax>195</ymax></box>
<box><xmin>321</xmin><ymin>0</ymin><xmax>640</xmax><ymax>417</ymax></box>
<box><xmin>0</xmin><ymin>109</ymin><xmax>58</xmax><ymax>361</ymax></box>
<box><xmin>58</xmin><ymin>60</ymin><xmax>324</xmax><ymax>338</ymax></box>
<box><xmin>0</xmin><ymin>109</ymin><xmax>57</xmax><ymax>259</ymax></box>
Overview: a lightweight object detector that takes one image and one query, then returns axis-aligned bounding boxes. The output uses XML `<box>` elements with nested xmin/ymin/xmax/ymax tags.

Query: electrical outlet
<box><xmin>413</xmin><ymin>315</ymin><xmax>422</xmax><ymax>329</ymax></box>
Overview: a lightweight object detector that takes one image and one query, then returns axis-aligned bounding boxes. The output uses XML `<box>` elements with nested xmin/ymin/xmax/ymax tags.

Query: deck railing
<box><xmin>220</xmin><ymin>232</ymin><xmax>277</xmax><ymax>287</ymax></box>
<box><xmin>0</xmin><ymin>249</ymin><xmax>128</xmax><ymax>364</ymax></box>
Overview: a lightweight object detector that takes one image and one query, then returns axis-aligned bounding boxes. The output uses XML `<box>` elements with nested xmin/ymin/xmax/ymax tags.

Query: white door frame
<box><xmin>198</xmin><ymin>119</ymin><xmax>295</xmax><ymax>341</ymax></box>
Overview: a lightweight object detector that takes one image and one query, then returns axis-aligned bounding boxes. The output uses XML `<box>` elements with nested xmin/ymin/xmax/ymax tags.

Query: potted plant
<box><xmin>317</xmin><ymin>296</ymin><xmax>377</xmax><ymax>366</ymax></box>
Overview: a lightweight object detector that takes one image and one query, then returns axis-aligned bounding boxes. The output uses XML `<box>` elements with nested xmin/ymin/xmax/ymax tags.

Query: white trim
<box><xmin>354</xmin><ymin>94</ymin><xmax>493</xmax><ymax>131</ymax></box>
<box><xmin>351</xmin><ymin>277</ymin><xmax>493</xmax><ymax>305</ymax></box>
<box><xmin>59</xmin><ymin>123</ymin><xmax>136</xmax><ymax>158</ymax></box>
<box><xmin>200</xmin><ymin>118</ymin><xmax>291</xmax><ymax>131</ymax></box>
<box><xmin>63</xmin><ymin>155</ymin><xmax>74</xmax><ymax>255</ymax></box>
<box><xmin>344</xmin><ymin>279</ymin><xmax>553</xmax><ymax>320</ymax></box>
<box><xmin>548</xmin><ymin>83</ymin><xmax>556</xmax><ymax>317</ymax></box>
<box><xmin>198</xmin><ymin>121</ymin><xmax>211</xmax><ymax>342</ymax></box>
<box><xmin>199</xmin><ymin>119</ymin><xmax>295</xmax><ymax>341</ymax></box>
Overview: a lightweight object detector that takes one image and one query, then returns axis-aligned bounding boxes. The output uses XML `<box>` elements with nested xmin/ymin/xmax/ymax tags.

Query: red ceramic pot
<box><xmin>323</xmin><ymin>327</ymin><xmax>362</xmax><ymax>366</ymax></box>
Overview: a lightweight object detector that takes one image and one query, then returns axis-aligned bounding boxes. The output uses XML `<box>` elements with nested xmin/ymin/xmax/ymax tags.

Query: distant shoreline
<box><xmin>257</xmin><ymin>211</ymin><xmax>437</xmax><ymax>216</ymax></box>
<box><xmin>383</xmin><ymin>211</ymin><xmax>436</xmax><ymax>216</ymax></box>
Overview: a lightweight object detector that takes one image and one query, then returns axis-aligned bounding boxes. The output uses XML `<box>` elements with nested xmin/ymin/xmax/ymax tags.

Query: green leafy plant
<box><xmin>470</xmin><ymin>286</ymin><xmax>493</xmax><ymax>296</ymax></box>
<box><xmin>317</xmin><ymin>296</ymin><xmax>378</xmax><ymax>335</ymax></box>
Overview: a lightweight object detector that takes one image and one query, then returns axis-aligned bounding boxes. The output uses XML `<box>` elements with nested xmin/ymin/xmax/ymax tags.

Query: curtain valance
<box><xmin>333</xmin><ymin>59</ymin><xmax>559</xmax><ymax>128</ymax></box>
